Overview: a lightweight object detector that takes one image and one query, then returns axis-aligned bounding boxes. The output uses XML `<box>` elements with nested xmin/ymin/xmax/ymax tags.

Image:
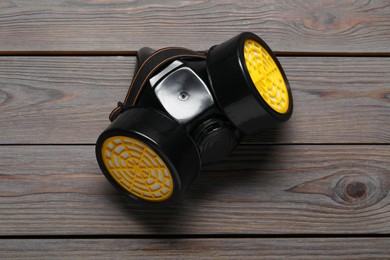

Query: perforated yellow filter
<box><xmin>101</xmin><ymin>136</ymin><xmax>173</xmax><ymax>202</ymax></box>
<box><xmin>244</xmin><ymin>39</ymin><xmax>289</xmax><ymax>114</ymax></box>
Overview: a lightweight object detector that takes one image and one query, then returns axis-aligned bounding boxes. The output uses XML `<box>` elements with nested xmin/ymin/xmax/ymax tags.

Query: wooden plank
<box><xmin>0</xmin><ymin>145</ymin><xmax>388</xmax><ymax>235</ymax></box>
<box><xmin>0</xmin><ymin>56</ymin><xmax>389</xmax><ymax>144</ymax></box>
<box><xmin>0</xmin><ymin>0</ymin><xmax>389</xmax><ymax>53</ymax></box>
<box><xmin>1</xmin><ymin>238</ymin><xmax>389</xmax><ymax>259</ymax></box>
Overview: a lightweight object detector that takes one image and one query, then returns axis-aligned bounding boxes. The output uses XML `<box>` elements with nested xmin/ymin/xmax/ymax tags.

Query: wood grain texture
<box><xmin>0</xmin><ymin>56</ymin><xmax>389</xmax><ymax>144</ymax></box>
<box><xmin>0</xmin><ymin>145</ymin><xmax>388</xmax><ymax>235</ymax></box>
<box><xmin>0</xmin><ymin>0</ymin><xmax>389</xmax><ymax>53</ymax></box>
<box><xmin>1</xmin><ymin>238</ymin><xmax>390</xmax><ymax>259</ymax></box>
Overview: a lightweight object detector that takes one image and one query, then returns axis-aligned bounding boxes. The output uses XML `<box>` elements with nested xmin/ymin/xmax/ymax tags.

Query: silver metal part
<box><xmin>149</xmin><ymin>60</ymin><xmax>183</xmax><ymax>87</ymax></box>
<box><xmin>152</xmin><ymin>66</ymin><xmax>214</xmax><ymax>123</ymax></box>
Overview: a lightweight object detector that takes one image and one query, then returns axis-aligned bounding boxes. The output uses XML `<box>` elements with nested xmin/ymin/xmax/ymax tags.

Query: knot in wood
<box><xmin>288</xmin><ymin>170</ymin><xmax>389</xmax><ymax>209</ymax></box>
<box><xmin>346</xmin><ymin>181</ymin><xmax>367</xmax><ymax>199</ymax></box>
<box><xmin>333</xmin><ymin>174</ymin><xmax>382</xmax><ymax>207</ymax></box>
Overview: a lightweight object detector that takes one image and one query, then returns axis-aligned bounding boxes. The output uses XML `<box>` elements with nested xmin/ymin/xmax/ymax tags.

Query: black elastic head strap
<box><xmin>109</xmin><ymin>47</ymin><xmax>206</xmax><ymax>122</ymax></box>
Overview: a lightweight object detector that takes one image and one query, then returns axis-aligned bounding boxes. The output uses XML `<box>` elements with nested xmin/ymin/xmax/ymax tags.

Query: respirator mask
<box><xmin>96</xmin><ymin>32</ymin><xmax>293</xmax><ymax>206</ymax></box>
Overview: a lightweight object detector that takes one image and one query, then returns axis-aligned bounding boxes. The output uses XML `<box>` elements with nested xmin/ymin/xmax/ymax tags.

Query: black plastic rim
<box><xmin>206</xmin><ymin>32</ymin><xmax>293</xmax><ymax>135</ymax></box>
<box><xmin>96</xmin><ymin>107</ymin><xmax>201</xmax><ymax>207</ymax></box>
<box><xmin>238</xmin><ymin>32</ymin><xmax>293</xmax><ymax>120</ymax></box>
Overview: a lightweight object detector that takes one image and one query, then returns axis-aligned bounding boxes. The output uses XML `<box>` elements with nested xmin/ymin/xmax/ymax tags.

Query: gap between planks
<box><xmin>0</xmin><ymin>51</ymin><xmax>389</xmax><ymax>57</ymax></box>
<box><xmin>0</xmin><ymin>143</ymin><xmax>389</xmax><ymax>146</ymax></box>
<box><xmin>1</xmin><ymin>233</ymin><xmax>390</xmax><ymax>240</ymax></box>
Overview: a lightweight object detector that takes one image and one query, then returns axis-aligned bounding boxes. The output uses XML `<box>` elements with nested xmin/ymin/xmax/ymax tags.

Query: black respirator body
<box><xmin>96</xmin><ymin>32</ymin><xmax>293</xmax><ymax>206</ymax></box>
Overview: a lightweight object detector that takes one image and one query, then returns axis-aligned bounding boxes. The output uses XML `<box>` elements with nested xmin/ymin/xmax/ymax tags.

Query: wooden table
<box><xmin>0</xmin><ymin>1</ymin><xmax>389</xmax><ymax>259</ymax></box>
